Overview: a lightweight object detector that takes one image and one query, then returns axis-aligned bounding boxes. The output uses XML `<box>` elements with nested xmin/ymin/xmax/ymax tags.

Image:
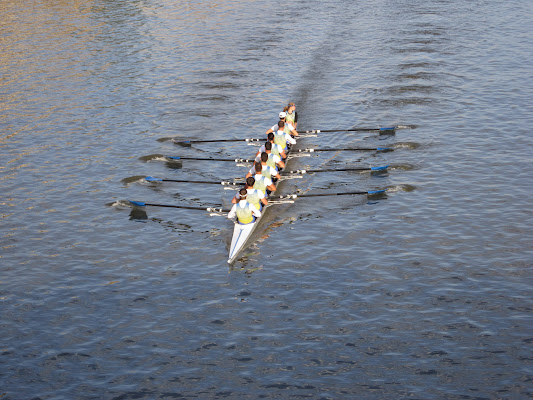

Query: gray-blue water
<box><xmin>1</xmin><ymin>0</ymin><xmax>532</xmax><ymax>398</ymax></box>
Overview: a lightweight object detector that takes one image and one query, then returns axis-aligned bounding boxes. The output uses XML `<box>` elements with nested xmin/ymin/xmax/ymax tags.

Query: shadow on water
<box><xmin>129</xmin><ymin>207</ymin><xmax>148</xmax><ymax>220</ymax></box>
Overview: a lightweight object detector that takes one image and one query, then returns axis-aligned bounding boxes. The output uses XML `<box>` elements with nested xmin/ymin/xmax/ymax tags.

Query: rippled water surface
<box><xmin>1</xmin><ymin>0</ymin><xmax>532</xmax><ymax>398</ymax></box>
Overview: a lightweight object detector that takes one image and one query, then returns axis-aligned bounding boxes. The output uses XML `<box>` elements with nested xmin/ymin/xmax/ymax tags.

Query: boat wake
<box><xmin>138</xmin><ymin>154</ymin><xmax>169</xmax><ymax>162</ymax></box>
<box><xmin>393</xmin><ymin>141</ymin><xmax>421</xmax><ymax>150</ymax></box>
<box><xmin>386</xmin><ymin>184</ymin><xmax>417</xmax><ymax>193</ymax></box>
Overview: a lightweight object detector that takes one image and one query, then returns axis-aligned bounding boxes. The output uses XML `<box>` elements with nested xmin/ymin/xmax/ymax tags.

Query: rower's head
<box><xmin>264</xmin><ymin>141</ymin><xmax>272</xmax><ymax>152</ymax></box>
<box><xmin>246</xmin><ymin>177</ymin><xmax>255</xmax><ymax>187</ymax></box>
<box><xmin>278</xmin><ymin>111</ymin><xmax>286</xmax><ymax>120</ymax></box>
<box><xmin>254</xmin><ymin>162</ymin><xmax>262</xmax><ymax>173</ymax></box>
<box><xmin>260</xmin><ymin>152</ymin><xmax>268</xmax><ymax>163</ymax></box>
<box><xmin>288</xmin><ymin>102</ymin><xmax>295</xmax><ymax>111</ymax></box>
<box><xmin>267</xmin><ymin>132</ymin><xmax>274</xmax><ymax>142</ymax></box>
<box><xmin>239</xmin><ymin>188</ymin><xmax>247</xmax><ymax>199</ymax></box>
<box><xmin>278</xmin><ymin>120</ymin><xmax>285</xmax><ymax>129</ymax></box>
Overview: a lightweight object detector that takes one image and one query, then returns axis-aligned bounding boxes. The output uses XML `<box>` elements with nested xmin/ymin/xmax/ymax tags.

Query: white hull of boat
<box><xmin>228</xmin><ymin>219</ymin><xmax>257</xmax><ymax>263</ymax></box>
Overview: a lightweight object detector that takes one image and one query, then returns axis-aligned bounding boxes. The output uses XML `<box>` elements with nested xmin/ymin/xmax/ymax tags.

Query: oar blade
<box><xmin>379</xmin><ymin>127</ymin><xmax>396</xmax><ymax>135</ymax></box>
<box><xmin>371</xmin><ymin>165</ymin><xmax>389</xmax><ymax>171</ymax></box>
<box><xmin>129</xmin><ymin>200</ymin><xmax>146</xmax><ymax>207</ymax></box>
<box><xmin>145</xmin><ymin>176</ymin><xmax>163</xmax><ymax>182</ymax></box>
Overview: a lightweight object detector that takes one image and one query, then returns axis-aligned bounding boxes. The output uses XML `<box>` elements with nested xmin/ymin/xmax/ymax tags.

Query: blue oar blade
<box><xmin>379</xmin><ymin>127</ymin><xmax>396</xmax><ymax>131</ymax></box>
<box><xmin>129</xmin><ymin>200</ymin><xmax>146</xmax><ymax>207</ymax></box>
<box><xmin>367</xmin><ymin>190</ymin><xmax>386</xmax><ymax>195</ymax></box>
<box><xmin>145</xmin><ymin>176</ymin><xmax>163</xmax><ymax>182</ymax></box>
<box><xmin>371</xmin><ymin>165</ymin><xmax>389</xmax><ymax>171</ymax></box>
<box><xmin>376</xmin><ymin>147</ymin><xmax>393</xmax><ymax>152</ymax></box>
<box><xmin>167</xmin><ymin>156</ymin><xmax>181</xmax><ymax>160</ymax></box>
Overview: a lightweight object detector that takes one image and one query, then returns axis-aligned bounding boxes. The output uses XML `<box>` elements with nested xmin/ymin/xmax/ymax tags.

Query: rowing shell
<box><xmin>228</xmin><ymin>219</ymin><xmax>257</xmax><ymax>263</ymax></box>
<box><xmin>227</xmin><ymin>140</ymin><xmax>295</xmax><ymax>263</ymax></box>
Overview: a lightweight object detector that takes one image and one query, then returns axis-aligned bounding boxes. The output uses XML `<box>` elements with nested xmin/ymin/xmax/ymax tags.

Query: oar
<box><xmin>300</xmin><ymin>127</ymin><xmax>396</xmax><ymax>134</ymax></box>
<box><xmin>166</xmin><ymin>156</ymin><xmax>255</xmax><ymax>163</ymax></box>
<box><xmin>144</xmin><ymin>176</ymin><xmax>242</xmax><ymax>186</ymax></box>
<box><xmin>129</xmin><ymin>200</ymin><xmax>230</xmax><ymax>213</ymax></box>
<box><xmin>294</xmin><ymin>147</ymin><xmax>392</xmax><ymax>153</ymax></box>
<box><xmin>174</xmin><ymin>138</ymin><xmax>263</xmax><ymax>146</ymax></box>
<box><xmin>285</xmin><ymin>165</ymin><xmax>389</xmax><ymax>174</ymax></box>
<box><xmin>270</xmin><ymin>190</ymin><xmax>386</xmax><ymax>199</ymax></box>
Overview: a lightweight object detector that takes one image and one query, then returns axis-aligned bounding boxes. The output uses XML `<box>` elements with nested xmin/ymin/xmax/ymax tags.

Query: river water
<box><xmin>1</xmin><ymin>0</ymin><xmax>532</xmax><ymax>399</ymax></box>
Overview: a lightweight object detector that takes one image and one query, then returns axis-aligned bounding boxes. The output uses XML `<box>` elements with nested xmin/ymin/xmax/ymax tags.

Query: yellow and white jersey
<box><xmin>285</xmin><ymin>111</ymin><xmax>296</xmax><ymax>126</ymax></box>
<box><xmin>274</xmin><ymin>130</ymin><xmax>296</xmax><ymax>150</ymax></box>
<box><xmin>261</xmin><ymin>164</ymin><xmax>277</xmax><ymax>180</ymax></box>
<box><xmin>266</xmin><ymin>153</ymin><xmax>281</xmax><ymax>169</ymax></box>
<box><xmin>228</xmin><ymin>200</ymin><xmax>261</xmax><ymax>224</ymax></box>
<box><xmin>270</xmin><ymin>122</ymin><xmax>295</xmax><ymax>132</ymax></box>
<box><xmin>252</xmin><ymin>173</ymin><xmax>273</xmax><ymax>195</ymax></box>
<box><xmin>235</xmin><ymin>188</ymin><xmax>265</xmax><ymax>210</ymax></box>
<box><xmin>248</xmin><ymin>164</ymin><xmax>277</xmax><ymax>180</ymax></box>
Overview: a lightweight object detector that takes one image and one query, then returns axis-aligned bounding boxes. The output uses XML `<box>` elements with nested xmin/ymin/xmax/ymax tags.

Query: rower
<box><xmin>246</xmin><ymin>152</ymin><xmax>281</xmax><ymax>181</ymax></box>
<box><xmin>256</xmin><ymin>132</ymin><xmax>287</xmax><ymax>160</ymax></box>
<box><xmin>231</xmin><ymin>177</ymin><xmax>267</xmax><ymax>210</ymax></box>
<box><xmin>227</xmin><ymin>188</ymin><xmax>261</xmax><ymax>225</ymax></box>
<box><xmin>259</xmin><ymin>142</ymin><xmax>285</xmax><ymax>170</ymax></box>
<box><xmin>273</xmin><ymin>121</ymin><xmax>296</xmax><ymax>153</ymax></box>
<box><xmin>284</xmin><ymin>102</ymin><xmax>297</xmax><ymax>129</ymax></box>
<box><xmin>252</xmin><ymin>162</ymin><xmax>276</xmax><ymax>195</ymax></box>
<box><xmin>266</xmin><ymin>111</ymin><xmax>298</xmax><ymax>137</ymax></box>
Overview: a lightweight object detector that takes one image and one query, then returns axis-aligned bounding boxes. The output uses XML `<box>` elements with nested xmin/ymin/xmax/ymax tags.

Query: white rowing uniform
<box><xmin>234</xmin><ymin>188</ymin><xmax>265</xmax><ymax>210</ymax></box>
<box><xmin>249</xmin><ymin>163</ymin><xmax>277</xmax><ymax>180</ymax></box>
<box><xmin>255</xmin><ymin>152</ymin><xmax>281</xmax><ymax>169</ymax></box>
<box><xmin>227</xmin><ymin>199</ymin><xmax>261</xmax><ymax>225</ymax></box>
<box><xmin>253</xmin><ymin>173</ymin><xmax>273</xmax><ymax>195</ymax></box>
<box><xmin>270</xmin><ymin>121</ymin><xmax>296</xmax><ymax>133</ymax></box>
<box><xmin>258</xmin><ymin>142</ymin><xmax>284</xmax><ymax>158</ymax></box>
<box><xmin>273</xmin><ymin>129</ymin><xmax>296</xmax><ymax>151</ymax></box>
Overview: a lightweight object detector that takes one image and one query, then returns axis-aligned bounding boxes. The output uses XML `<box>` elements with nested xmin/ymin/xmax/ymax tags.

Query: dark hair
<box><xmin>254</xmin><ymin>162</ymin><xmax>262</xmax><ymax>172</ymax></box>
<box><xmin>246</xmin><ymin>177</ymin><xmax>255</xmax><ymax>186</ymax></box>
<box><xmin>267</xmin><ymin>132</ymin><xmax>274</xmax><ymax>141</ymax></box>
<box><xmin>265</xmin><ymin>141</ymin><xmax>272</xmax><ymax>150</ymax></box>
<box><xmin>278</xmin><ymin>121</ymin><xmax>285</xmax><ymax>128</ymax></box>
<box><xmin>239</xmin><ymin>188</ymin><xmax>247</xmax><ymax>197</ymax></box>
<box><xmin>260</xmin><ymin>152</ymin><xmax>268</xmax><ymax>162</ymax></box>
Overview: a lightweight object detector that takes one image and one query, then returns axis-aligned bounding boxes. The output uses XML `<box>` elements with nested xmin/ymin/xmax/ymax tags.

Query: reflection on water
<box><xmin>1</xmin><ymin>0</ymin><xmax>532</xmax><ymax>398</ymax></box>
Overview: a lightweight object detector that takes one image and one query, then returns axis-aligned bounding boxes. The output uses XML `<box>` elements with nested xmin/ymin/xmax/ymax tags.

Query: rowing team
<box><xmin>227</xmin><ymin>103</ymin><xmax>298</xmax><ymax>225</ymax></box>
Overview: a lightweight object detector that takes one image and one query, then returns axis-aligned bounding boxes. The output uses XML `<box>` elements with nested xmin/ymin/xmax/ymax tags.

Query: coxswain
<box><xmin>232</xmin><ymin>177</ymin><xmax>267</xmax><ymax>210</ymax></box>
<box><xmin>273</xmin><ymin>121</ymin><xmax>296</xmax><ymax>152</ymax></box>
<box><xmin>252</xmin><ymin>162</ymin><xmax>276</xmax><ymax>195</ymax></box>
<box><xmin>256</xmin><ymin>132</ymin><xmax>287</xmax><ymax>160</ymax></box>
<box><xmin>228</xmin><ymin>188</ymin><xmax>261</xmax><ymax>225</ymax></box>
<box><xmin>246</xmin><ymin>152</ymin><xmax>281</xmax><ymax>181</ymax></box>
<box><xmin>266</xmin><ymin>111</ymin><xmax>298</xmax><ymax>137</ymax></box>
<box><xmin>284</xmin><ymin>102</ymin><xmax>298</xmax><ymax>129</ymax></box>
